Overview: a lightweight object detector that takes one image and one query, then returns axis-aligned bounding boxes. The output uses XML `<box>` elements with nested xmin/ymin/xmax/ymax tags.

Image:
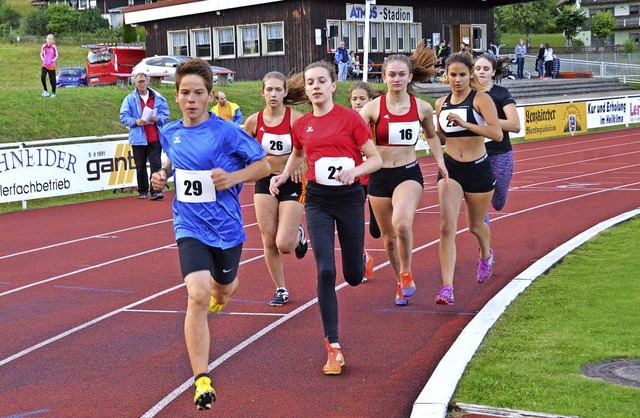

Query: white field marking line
<box><xmin>124</xmin><ymin>309</ymin><xmax>286</xmax><ymax>317</ymax></box>
<box><xmin>0</xmin><ymin>283</ymin><xmax>185</xmax><ymax>368</ymax></box>
<box><xmin>511</xmin><ymin>162</ymin><xmax>640</xmax><ymax>191</ymax></box>
<box><xmin>0</xmin><ymin>253</ymin><xmax>264</xmax><ymax>368</ymax></box>
<box><xmin>0</xmin><ymin>245</ymin><xmax>174</xmax><ymax>297</ymax></box>
<box><xmin>141</xmin><ymin>179</ymin><xmax>640</xmax><ymax>417</ymax></box>
<box><xmin>0</xmin><ymin>219</ymin><xmax>171</xmax><ymax>261</ymax></box>
<box><xmin>0</xmin><ymin>201</ymin><xmax>258</xmax><ymax>261</ymax></box>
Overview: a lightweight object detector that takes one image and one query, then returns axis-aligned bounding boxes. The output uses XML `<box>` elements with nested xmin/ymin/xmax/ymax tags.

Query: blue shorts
<box><xmin>176</xmin><ymin>238</ymin><xmax>242</xmax><ymax>285</ymax></box>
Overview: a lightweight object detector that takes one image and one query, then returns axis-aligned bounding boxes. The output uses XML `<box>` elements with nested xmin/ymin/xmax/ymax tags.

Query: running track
<box><xmin>1</xmin><ymin>128</ymin><xmax>639</xmax><ymax>418</ymax></box>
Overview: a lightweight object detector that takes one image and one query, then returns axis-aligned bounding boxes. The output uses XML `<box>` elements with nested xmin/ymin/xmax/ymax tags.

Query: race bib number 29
<box><xmin>175</xmin><ymin>168</ymin><xmax>216</xmax><ymax>203</ymax></box>
<box><xmin>315</xmin><ymin>157</ymin><xmax>355</xmax><ymax>186</ymax></box>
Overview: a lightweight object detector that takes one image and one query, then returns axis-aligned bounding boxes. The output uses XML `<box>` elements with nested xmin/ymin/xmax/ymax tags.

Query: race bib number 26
<box><xmin>175</xmin><ymin>168</ymin><xmax>216</xmax><ymax>203</ymax></box>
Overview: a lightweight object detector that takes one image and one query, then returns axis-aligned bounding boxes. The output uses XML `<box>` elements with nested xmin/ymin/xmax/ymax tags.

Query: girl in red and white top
<box><xmin>243</xmin><ymin>71</ymin><xmax>307</xmax><ymax>308</ymax></box>
<box><xmin>40</xmin><ymin>34</ymin><xmax>58</xmax><ymax>98</ymax></box>
<box><xmin>359</xmin><ymin>44</ymin><xmax>448</xmax><ymax>306</ymax></box>
<box><xmin>270</xmin><ymin>61</ymin><xmax>382</xmax><ymax>376</ymax></box>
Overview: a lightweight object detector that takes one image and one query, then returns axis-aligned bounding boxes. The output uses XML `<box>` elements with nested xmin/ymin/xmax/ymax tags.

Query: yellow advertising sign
<box><xmin>524</xmin><ymin>102</ymin><xmax>587</xmax><ymax>140</ymax></box>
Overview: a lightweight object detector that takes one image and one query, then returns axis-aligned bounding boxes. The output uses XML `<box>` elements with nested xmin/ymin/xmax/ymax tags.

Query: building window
<box><xmin>410</xmin><ymin>23</ymin><xmax>421</xmax><ymax>51</ymax></box>
<box><xmin>397</xmin><ymin>24</ymin><xmax>407</xmax><ymax>52</ymax></box>
<box><xmin>191</xmin><ymin>29</ymin><xmax>211</xmax><ymax>59</ymax></box>
<box><xmin>262</xmin><ymin>22</ymin><xmax>284</xmax><ymax>55</ymax></box>
<box><xmin>168</xmin><ymin>30</ymin><xmax>188</xmax><ymax>56</ymax></box>
<box><xmin>384</xmin><ymin>23</ymin><xmax>393</xmax><ymax>52</ymax></box>
<box><xmin>342</xmin><ymin>21</ymin><xmax>351</xmax><ymax>49</ymax></box>
<box><xmin>239</xmin><ymin>24</ymin><xmax>259</xmax><ymax>56</ymax></box>
<box><xmin>472</xmin><ymin>24</ymin><xmax>485</xmax><ymax>52</ymax></box>
<box><xmin>327</xmin><ymin>20</ymin><xmax>340</xmax><ymax>51</ymax></box>
<box><xmin>356</xmin><ymin>22</ymin><xmax>364</xmax><ymax>51</ymax></box>
<box><xmin>370</xmin><ymin>22</ymin><xmax>380</xmax><ymax>52</ymax></box>
<box><xmin>631</xmin><ymin>5</ymin><xmax>639</xmax><ymax>15</ymax></box>
<box><xmin>214</xmin><ymin>26</ymin><xmax>235</xmax><ymax>58</ymax></box>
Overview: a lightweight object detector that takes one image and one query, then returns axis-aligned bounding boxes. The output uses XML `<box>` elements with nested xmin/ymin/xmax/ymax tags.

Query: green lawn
<box><xmin>452</xmin><ymin>216</ymin><xmax>640</xmax><ymax>417</ymax></box>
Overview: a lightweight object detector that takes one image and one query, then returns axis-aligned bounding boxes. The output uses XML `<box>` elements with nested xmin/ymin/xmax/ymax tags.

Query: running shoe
<box><xmin>362</xmin><ymin>249</ymin><xmax>374</xmax><ymax>282</ymax></box>
<box><xmin>322</xmin><ymin>338</ymin><xmax>345</xmax><ymax>375</ymax></box>
<box><xmin>209</xmin><ymin>296</ymin><xmax>229</xmax><ymax>313</ymax></box>
<box><xmin>138</xmin><ymin>193</ymin><xmax>147</xmax><ymax>199</ymax></box>
<box><xmin>42</xmin><ymin>91</ymin><xmax>50</xmax><ymax>97</ymax></box>
<box><xmin>193</xmin><ymin>375</ymin><xmax>216</xmax><ymax>410</ymax></box>
<box><xmin>269</xmin><ymin>287</ymin><xmax>289</xmax><ymax>307</ymax></box>
<box><xmin>435</xmin><ymin>285</ymin><xmax>454</xmax><ymax>305</ymax></box>
<box><xmin>399</xmin><ymin>271</ymin><xmax>416</xmax><ymax>297</ymax></box>
<box><xmin>150</xmin><ymin>191</ymin><xmax>164</xmax><ymax>200</ymax></box>
<box><xmin>50</xmin><ymin>94</ymin><xmax>56</xmax><ymax>98</ymax></box>
<box><xmin>395</xmin><ymin>283</ymin><xmax>408</xmax><ymax>306</ymax></box>
<box><xmin>294</xmin><ymin>224</ymin><xmax>308</xmax><ymax>259</ymax></box>
<box><xmin>476</xmin><ymin>248</ymin><xmax>494</xmax><ymax>284</ymax></box>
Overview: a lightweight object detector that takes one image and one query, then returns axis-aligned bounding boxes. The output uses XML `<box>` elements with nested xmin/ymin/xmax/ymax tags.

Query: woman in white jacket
<box><xmin>543</xmin><ymin>43</ymin><xmax>554</xmax><ymax>78</ymax></box>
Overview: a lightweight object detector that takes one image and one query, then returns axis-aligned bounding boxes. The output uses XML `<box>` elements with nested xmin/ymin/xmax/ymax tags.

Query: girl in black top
<box><xmin>434</xmin><ymin>52</ymin><xmax>502</xmax><ymax>306</ymax></box>
<box><xmin>473</xmin><ymin>54</ymin><xmax>521</xmax><ymax>222</ymax></box>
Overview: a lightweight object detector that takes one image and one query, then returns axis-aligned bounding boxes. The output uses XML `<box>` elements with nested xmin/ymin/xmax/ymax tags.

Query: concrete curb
<box><xmin>410</xmin><ymin>208</ymin><xmax>640</xmax><ymax>418</ymax></box>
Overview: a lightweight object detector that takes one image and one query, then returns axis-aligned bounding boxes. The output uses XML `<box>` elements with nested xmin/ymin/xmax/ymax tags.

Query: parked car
<box><xmin>131</xmin><ymin>55</ymin><xmax>235</xmax><ymax>84</ymax></box>
<box><xmin>56</xmin><ymin>67</ymin><xmax>89</xmax><ymax>88</ymax></box>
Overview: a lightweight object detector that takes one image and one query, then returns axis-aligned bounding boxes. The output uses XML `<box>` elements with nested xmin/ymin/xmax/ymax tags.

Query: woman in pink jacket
<box><xmin>40</xmin><ymin>34</ymin><xmax>58</xmax><ymax>98</ymax></box>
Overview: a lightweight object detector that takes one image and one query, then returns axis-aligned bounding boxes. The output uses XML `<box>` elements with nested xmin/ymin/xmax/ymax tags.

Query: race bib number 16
<box><xmin>175</xmin><ymin>168</ymin><xmax>216</xmax><ymax>203</ymax></box>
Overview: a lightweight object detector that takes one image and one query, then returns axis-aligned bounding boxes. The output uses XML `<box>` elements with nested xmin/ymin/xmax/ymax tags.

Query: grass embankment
<box><xmin>452</xmin><ymin>216</ymin><xmax>640</xmax><ymax>417</ymax></box>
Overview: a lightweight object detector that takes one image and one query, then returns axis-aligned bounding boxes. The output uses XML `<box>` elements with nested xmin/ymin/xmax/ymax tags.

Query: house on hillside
<box><xmin>122</xmin><ymin>0</ymin><xmax>532</xmax><ymax>81</ymax></box>
<box><xmin>39</xmin><ymin>0</ymin><xmax>155</xmax><ymax>28</ymax></box>
<box><xmin>560</xmin><ymin>0</ymin><xmax>640</xmax><ymax>46</ymax></box>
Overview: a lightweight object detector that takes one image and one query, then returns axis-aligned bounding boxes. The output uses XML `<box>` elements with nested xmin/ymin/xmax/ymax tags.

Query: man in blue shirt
<box><xmin>151</xmin><ymin>58</ymin><xmax>269</xmax><ymax>411</ymax></box>
<box><xmin>514</xmin><ymin>39</ymin><xmax>527</xmax><ymax>79</ymax></box>
<box><xmin>335</xmin><ymin>40</ymin><xmax>349</xmax><ymax>82</ymax></box>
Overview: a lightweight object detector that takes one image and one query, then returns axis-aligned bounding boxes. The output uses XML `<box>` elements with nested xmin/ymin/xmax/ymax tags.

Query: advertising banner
<box><xmin>346</xmin><ymin>3</ymin><xmax>413</xmax><ymax>23</ymax></box>
<box><xmin>524</xmin><ymin>102</ymin><xmax>587</xmax><ymax>140</ymax></box>
<box><xmin>629</xmin><ymin>96</ymin><xmax>640</xmax><ymax>124</ymax></box>
<box><xmin>0</xmin><ymin>141</ymin><xmax>137</xmax><ymax>204</ymax></box>
<box><xmin>586</xmin><ymin>98</ymin><xmax>629</xmax><ymax>129</ymax></box>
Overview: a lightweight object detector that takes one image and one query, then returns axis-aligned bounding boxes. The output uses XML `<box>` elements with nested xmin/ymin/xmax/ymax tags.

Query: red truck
<box><xmin>83</xmin><ymin>44</ymin><xmax>146</xmax><ymax>86</ymax></box>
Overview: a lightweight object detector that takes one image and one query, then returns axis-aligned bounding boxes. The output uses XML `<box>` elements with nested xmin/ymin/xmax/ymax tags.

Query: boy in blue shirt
<box><xmin>151</xmin><ymin>58</ymin><xmax>269</xmax><ymax>410</ymax></box>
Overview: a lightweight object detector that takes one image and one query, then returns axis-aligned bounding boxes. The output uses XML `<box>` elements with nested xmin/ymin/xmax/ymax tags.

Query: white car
<box><xmin>131</xmin><ymin>55</ymin><xmax>235</xmax><ymax>83</ymax></box>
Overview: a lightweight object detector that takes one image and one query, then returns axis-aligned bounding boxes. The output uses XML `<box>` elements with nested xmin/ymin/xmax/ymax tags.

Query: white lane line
<box><xmin>124</xmin><ymin>309</ymin><xmax>286</xmax><ymax>317</ymax></box>
<box><xmin>141</xmin><ymin>180</ymin><xmax>640</xmax><ymax>417</ymax></box>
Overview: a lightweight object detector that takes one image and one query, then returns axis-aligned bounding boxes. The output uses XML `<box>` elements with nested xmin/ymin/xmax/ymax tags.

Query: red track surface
<box><xmin>1</xmin><ymin>128</ymin><xmax>640</xmax><ymax>418</ymax></box>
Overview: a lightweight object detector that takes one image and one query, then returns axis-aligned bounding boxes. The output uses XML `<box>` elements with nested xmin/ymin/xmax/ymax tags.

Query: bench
<box><xmin>111</xmin><ymin>72</ymin><xmax>169</xmax><ymax>89</ymax></box>
<box><xmin>559</xmin><ymin>71</ymin><xmax>592</xmax><ymax>79</ymax></box>
<box><xmin>349</xmin><ymin>63</ymin><xmax>383</xmax><ymax>83</ymax></box>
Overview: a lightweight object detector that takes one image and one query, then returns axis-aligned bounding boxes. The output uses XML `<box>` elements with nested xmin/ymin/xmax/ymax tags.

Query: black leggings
<box><xmin>41</xmin><ymin>67</ymin><xmax>56</xmax><ymax>94</ymax></box>
<box><xmin>305</xmin><ymin>181</ymin><xmax>365</xmax><ymax>344</ymax></box>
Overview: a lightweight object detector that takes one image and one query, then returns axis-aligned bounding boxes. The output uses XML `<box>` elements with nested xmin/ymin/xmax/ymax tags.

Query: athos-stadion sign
<box><xmin>346</xmin><ymin>3</ymin><xmax>413</xmax><ymax>23</ymax></box>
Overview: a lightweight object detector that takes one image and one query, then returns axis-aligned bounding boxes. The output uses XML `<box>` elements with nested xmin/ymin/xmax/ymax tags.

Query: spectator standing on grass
<box><xmin>536</xmin><ymin>43</ymin><xmax>545</xmax><ymax>79</ymax></box>
<box><xmin>434</xmin><ymin>52</ymin><xmax>502</xmax><ymax>306</ymax></box>
<box><xmin>514</xmin><ymin>39</ymin><xmax>526</xmax><ymax>79</ymax></box>
<box><xmin>40</xmin><ymin>34</ymin><xmax>58</xmax><ymax>98</ymax></box>
<box><xmin>474</xmin><ymin>53</ymin><xmax>521</xmax><ymax>227</ymax></box>
<box><xmin>358</xmin><ymin>44</ymin><xmax>446</xmax><ymax>306</ymax></box>
<box><xmin>243</xmin><ymin>71</ymin><xmax>308</xmax><ymax>307</ymax></box>
<box><xmin>119</xmin><ymin>73</ymin><xmax>170</xmax><ymax>200</ymax></box>
<box><xmin>335</xmin><ymin>40</ymin><xmax>349</xmax><ymax>82</ymax></box>
<box><xmin>271</xmin><ymin>61</ymin><xmax>382</xmax><ymax>375</ymax></box>
<box><xmin>150</xmin><ymin>58</ymin><xmax>269</xmax><ymax>410</ymax></box>
<box><xmin>211</xmin><ymin>91</ymin><xmax>243</xmax><ymax>125</ymax></box>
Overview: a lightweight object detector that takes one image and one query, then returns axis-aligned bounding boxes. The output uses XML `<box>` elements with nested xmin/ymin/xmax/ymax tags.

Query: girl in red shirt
<box><xmin>270</xmin><ymin>61</ymin><xmax>382</xmax><ymax>375</ymax></box>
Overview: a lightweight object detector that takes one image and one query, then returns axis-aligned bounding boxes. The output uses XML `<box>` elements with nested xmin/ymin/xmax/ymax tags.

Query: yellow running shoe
<box><xmin>194</xmin><ymin>375</ymin><xmax>216</xmax><ymax>410</ymax></box>
<box><xmin>209</xmin><ymin>296</ymin><xmax>229</xmax><ymax>314</ymax></box>
<box><xmin>322</xmin><ymin>338</ymin><xmax>345</xmax><ymax>375</ymax></box>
